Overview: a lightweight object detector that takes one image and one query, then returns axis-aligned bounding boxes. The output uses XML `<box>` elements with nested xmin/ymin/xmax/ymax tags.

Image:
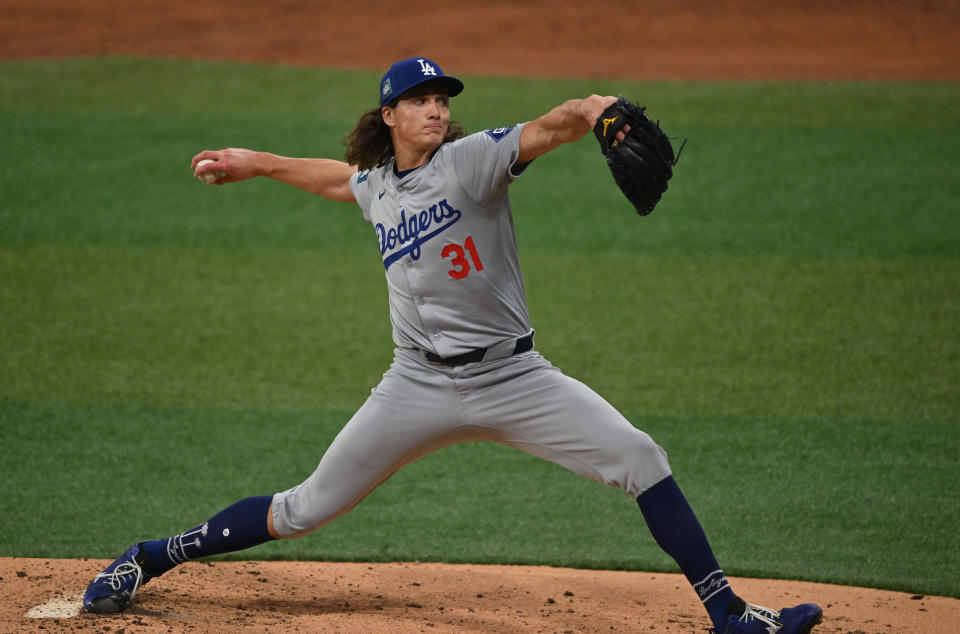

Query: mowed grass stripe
<box><xmin>3</xmin><ymin>246</ymin><xmax>956</xmax><ymax>423</ymax></box>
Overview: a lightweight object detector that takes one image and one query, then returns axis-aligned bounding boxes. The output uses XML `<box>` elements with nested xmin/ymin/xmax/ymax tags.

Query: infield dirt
<box><xmin>2</xmin><ymin>1</ymin><xmax>958</xmax><ymax>632</ymax></box>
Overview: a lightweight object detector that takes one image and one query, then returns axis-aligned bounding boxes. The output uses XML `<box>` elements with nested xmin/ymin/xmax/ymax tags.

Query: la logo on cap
<box><xmin>417</xmin><ymin>58</ymin><xmax>437</xmax><ymax>77</ymax></box>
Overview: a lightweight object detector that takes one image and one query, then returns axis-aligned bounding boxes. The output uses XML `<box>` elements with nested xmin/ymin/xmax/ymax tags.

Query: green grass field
<box><xmin>1</xmin><ymin>58</ymin><xmax>958</xmax><ymax>598</ymax></box>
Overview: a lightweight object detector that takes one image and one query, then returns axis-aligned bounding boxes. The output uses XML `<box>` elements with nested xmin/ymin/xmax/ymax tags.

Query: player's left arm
<box><xmin>517</xmin><ymin>94</ymin><xmax>619</xmax><ymax>163</ymax></box>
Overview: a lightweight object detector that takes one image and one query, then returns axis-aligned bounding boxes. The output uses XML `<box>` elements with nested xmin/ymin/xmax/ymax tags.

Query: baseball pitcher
<box><xmin>82</xmin><ymin>57</ymin><xmax>822</xmax><ymax>634</ymax></box>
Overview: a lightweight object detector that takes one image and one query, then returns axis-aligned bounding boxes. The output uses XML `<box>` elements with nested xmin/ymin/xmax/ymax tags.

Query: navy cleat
<box><xmin>716</xmin><ymin>601</ymin><xmax>823</xmax><ymax>634</ymax></box>
<box><xmin>83</xmin><ymin>543</ymin><xmax>154</xmax><ymax>614</ymax></box>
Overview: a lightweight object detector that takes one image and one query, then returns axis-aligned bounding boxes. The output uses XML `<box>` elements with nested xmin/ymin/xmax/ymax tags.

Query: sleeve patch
<box><xmin>484</xmin><ymin>126</ymin><xmax>515</xmax><ymax>143</ymax></box>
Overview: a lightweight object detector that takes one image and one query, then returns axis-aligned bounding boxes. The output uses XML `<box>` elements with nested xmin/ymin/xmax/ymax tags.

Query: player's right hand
<box><xmin>191</xmin><ymin>148</ymin><xmax>264</xmax><ymax>184</ymax></box>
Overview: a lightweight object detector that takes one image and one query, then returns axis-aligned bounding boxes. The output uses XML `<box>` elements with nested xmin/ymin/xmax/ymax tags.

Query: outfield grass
<box><xmin>1</xmin><ymin>58</ymin><xmax>958</xmax><ymax>598</ymax></box>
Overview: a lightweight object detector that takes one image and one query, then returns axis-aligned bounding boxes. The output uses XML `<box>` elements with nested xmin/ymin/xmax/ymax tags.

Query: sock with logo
<box><xmin>139</xmin><ymin>495</ymin><xmax>276</xmax><ymax>576</ymax></box>
<box><xmin>637</xmin><ymin>476</ymin><xmax>737</xmax><ymax>630</ymax></box>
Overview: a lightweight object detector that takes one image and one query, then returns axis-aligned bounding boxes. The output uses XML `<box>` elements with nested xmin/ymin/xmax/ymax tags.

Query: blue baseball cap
<box><xmin>379</xmin><ymin>57</ymin><xmax>464</xmax><ymax>106</ymax></box>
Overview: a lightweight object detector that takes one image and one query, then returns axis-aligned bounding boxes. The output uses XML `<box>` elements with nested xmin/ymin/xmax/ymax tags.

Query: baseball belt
<box><xmin>424</xmin><ymin>332</ymin><xmax>534</xmax><ymax>367</ymax></box>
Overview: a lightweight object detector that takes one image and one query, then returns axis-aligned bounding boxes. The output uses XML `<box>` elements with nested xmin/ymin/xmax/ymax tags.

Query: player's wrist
<box><xmin>256</xmin><ymin>152</ymin><xmax>282</xmax><ymax>178</ymax></box>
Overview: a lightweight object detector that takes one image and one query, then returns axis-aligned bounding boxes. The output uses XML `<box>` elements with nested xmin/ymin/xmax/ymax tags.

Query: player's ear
<box><xmin>381</xmin><ymin>105</ymin><xmax>395</xmax><ymax>128</ymax></box>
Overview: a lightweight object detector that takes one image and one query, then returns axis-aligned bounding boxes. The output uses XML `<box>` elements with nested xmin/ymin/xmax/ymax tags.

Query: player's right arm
<box><xmin>191</xmin><ymin>148</ymin><xmax>357</xmax><ymax>203</ymax></box>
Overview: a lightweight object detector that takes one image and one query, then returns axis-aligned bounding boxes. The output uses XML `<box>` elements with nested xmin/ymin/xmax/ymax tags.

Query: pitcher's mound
<box><xmin>4</xmin><ymin>557</ymin><xmax>958</xmax><ymax>633</ymax></box>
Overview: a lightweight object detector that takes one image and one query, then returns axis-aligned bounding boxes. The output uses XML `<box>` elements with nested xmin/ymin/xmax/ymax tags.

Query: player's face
<box><xmin>383</xmin><ymin>88</ymin><xmax>451</xmax><ymax>154</ymax></box>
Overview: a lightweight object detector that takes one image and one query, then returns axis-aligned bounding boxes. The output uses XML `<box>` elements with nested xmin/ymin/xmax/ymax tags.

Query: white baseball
<box><xmin>196</xmin><ymin>159</ymin><xmax>225</xmax><ymax>184</ymax></box>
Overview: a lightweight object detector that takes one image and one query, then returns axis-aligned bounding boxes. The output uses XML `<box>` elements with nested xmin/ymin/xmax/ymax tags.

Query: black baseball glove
<box><xmin>593</xmin><ymin>97</ymin><xmax>684</xmax><ymax>216</ymax></box>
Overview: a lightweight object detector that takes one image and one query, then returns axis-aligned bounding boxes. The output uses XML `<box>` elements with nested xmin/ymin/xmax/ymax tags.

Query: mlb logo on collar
<box><xmin>379</xmin><ymin>56</ymin><xmax>465</xmax><ymax>106</ymax></box>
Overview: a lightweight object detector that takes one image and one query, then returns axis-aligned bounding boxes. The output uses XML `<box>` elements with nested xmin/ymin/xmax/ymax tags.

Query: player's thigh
<box><xmin>272</xmin><ymin>358</ymin><xmax>466</xmax><ymax>536</ymax></box>
<box><xmin>467</xmin><ymin>357</ymin><xmax>671</xmax><ymax>497</ymax></box>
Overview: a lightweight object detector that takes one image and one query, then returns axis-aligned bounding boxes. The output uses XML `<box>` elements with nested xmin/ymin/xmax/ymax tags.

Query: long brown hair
<box><xmin>342</xmin><ymin>106</ymin><xmax>466</xmax><ymax>171</ymax></box>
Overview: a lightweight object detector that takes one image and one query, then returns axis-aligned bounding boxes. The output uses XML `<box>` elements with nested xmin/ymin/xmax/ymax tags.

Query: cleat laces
<box><xmin>741</xmin><ymin>603</ymin><xmax>783</xmax><ymax>632</ymax></box>
<box><xmin>93</xmin><ymin>560</ymin><xmax>145</xmax><ymax>602</ymax></box>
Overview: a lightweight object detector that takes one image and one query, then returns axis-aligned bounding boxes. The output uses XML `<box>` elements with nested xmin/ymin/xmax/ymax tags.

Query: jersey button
<box><xmin>417</xmin><ymin>296</ymin><xmax>426</xmax><ymax>305</ymax></box>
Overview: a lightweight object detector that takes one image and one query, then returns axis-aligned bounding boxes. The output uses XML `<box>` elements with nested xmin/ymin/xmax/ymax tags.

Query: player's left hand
<box><xmin>581</xmin><ymin>95</ymin><xmax>631</xmax><ymax>143</ymax></box>
<box><xmin>580</xmin><ymin>95</ymin><xmax>618</xmax><ymax>129</ymax></box>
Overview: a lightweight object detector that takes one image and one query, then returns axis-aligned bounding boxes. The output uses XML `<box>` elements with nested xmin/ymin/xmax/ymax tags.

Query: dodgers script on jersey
<box><xmin>349</xmin><ymin>124</ymin><xmax>531</xmax><ymax>358</ymax></box>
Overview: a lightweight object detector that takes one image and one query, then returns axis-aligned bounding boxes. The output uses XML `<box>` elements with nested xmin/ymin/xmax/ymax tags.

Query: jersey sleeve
<box><xmin>349</xmin><ymin>169</ymin><xmax>376</xmax><ymax>222</ymax></box>
<box><xmin>448</xmin><ymin>123</ymin><xmax>527</xmax><ymax>208</ymax></box>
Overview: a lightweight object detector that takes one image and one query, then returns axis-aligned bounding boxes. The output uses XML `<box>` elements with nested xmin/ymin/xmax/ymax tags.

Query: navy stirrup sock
<box><xmin>141</xmin><ymin>495</ymin><xmax>276</xmax><ymax>576</ymax></box>
<box><xmin>637</xmin><ymin>476</ymin><xmax>736</xmax><ymax>629</ymax></box>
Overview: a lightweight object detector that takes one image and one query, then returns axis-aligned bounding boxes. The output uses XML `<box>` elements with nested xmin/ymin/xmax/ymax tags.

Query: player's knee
<box><xmin>270</xmin><ymin>485</ymin><xmax>357</xmax><ymax>538</ymax></box>
<box><xmin>616</xmin><ymin>432</ymin><xmax>672</xmax><ymax>498</ymax></box>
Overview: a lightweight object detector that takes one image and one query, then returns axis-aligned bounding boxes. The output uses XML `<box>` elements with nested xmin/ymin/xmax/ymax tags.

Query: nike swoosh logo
<box><xmin>378</xmin><ymin>190</ymin><xmax>386</xmax><ymax>199</ymax></box>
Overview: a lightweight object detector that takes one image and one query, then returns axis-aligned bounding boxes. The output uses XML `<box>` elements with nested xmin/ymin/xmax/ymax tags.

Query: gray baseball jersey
<box><xmin>351</xmin><ymin>124</ymin><xmax>531</xmax><ymax>357</ymax></box>
<box><xmin>271</xmin><ymin>124</ymin><xmax>671</xmax><ymax>538</ymax></box>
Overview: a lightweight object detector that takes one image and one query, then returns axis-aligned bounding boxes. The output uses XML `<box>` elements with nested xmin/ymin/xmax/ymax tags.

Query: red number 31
<box><xmin>442</xmin><ymin>236</ymin><xmax>484</xmax><ymax>280</ymax></box>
